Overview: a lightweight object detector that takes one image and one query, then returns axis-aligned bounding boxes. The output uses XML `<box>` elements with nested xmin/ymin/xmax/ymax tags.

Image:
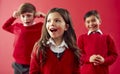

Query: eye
<box><xmin>86</xmin><ymin>21</ymin><xmax>90</xmax><ymax>24</ymax></box>
<box><xmin>21</xmin><ymin>15</ymin><xmax>25</xmax><ymax>18</ymax></box>
<box><xmin>27</xmin><ymin>14</ymin><xmax>32</xmax><ymax>17</ymax></box>
<box><xmin>91</xmin><ymin>19</ymin><xmax>96</xmax><ymax>22</ymax></box>
<box><xmin>47</xmin><ymin>19</ymin><xmax>51</xmax><ymax>23</ymax></box>
<box><xmin>55</xmin><ymin>19</ymin><xmax>61</xmax><ymax>22</ymax></box>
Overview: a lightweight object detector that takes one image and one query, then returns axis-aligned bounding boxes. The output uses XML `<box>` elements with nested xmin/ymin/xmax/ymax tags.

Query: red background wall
<box><xmin>0</xmin><ymin>0</ymin><xmax>120</xmax><ymax>74</ymax></box>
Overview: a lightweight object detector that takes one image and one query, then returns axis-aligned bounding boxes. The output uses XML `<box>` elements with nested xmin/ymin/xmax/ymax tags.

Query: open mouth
<box><xmin>50</xmin><ymin>28</ymin><xmax>57</xmax><ymax>32</ymax></box>
<box><xmin>25</xmin><ymin>22</ymin><xmax>31</xmax><ymax>24</ymax></box>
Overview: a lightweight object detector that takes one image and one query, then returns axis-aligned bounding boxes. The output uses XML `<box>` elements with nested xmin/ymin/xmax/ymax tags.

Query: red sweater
<box><xmin>2</xmin><ymin>17</ymin><xmax>43</xmax><ymax>65</ymax></box>
<box><xmin>78</xmin><ymin>33</ymin><xmax>118</xmax><ymax>74</ymax></box>
<box><xmin>30</xmin><ymin>44</ymin><xmax>80</xmax><ymax>74</ymax></box>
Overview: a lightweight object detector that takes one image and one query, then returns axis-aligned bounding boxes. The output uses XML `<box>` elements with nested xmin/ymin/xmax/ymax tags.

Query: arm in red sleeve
<box><xmin>78</xmin><ymin>35</ymin><xmax>90</xmax><ymax>65</ymax></box>
<box><xmin>103</xmin><ymin>35</ymin><xmax>118</xmax><ymax>65</ymax></box>
<box><xmin>2</xmin><ymin>17</ymin><xmax>16</xmax><ymax>33</ymax></box>
<box><xmin>29</xmin><ymin>43</ymin><xmax>41</xmax><ymax>74</ymax></box>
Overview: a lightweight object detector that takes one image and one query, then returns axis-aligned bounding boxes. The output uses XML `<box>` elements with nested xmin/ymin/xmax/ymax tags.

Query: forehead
<box><xmin>21</xmin><ymin>12</ymin><xmax>34</xmax><ymax>15</ymax></box>
<box><xmin>85</xmin><ymin>15</ymin><xmax>98</xmax><ymax>21</ymax></box>
<box><xmin>47</xmin><ymin>12</ymin><xmax>63</xmax><ymax>19</ymax></box>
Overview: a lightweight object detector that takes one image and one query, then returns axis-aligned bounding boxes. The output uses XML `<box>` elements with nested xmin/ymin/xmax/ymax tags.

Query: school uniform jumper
<box><xmin>30</xmin><ymin>44</ymin><xmax>80</xmax><ymax>74</ymax></box>
<box><xmin>2</xmin><ymin>17</ymin><xmax>43</xmax><ymax>65</ymax></box>
<box><xmin>78</xmin><ymin>32</ymin><xmax>118</xmax><ymax>74</ymax></box>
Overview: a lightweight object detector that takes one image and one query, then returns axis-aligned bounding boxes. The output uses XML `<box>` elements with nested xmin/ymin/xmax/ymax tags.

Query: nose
<box><xmin>23</xmin><ymin>16</ymin><xmax>29</xmax><ymax>21</ymax></box>
<box><xmin>25</xmin><ymin>16</ymin><xmax>28</xmax><ymax>19</ymax></box>
<box><xmin>49</xmin><ymin>21</ymin><xmax>55</xmax><ymax>26</ymax></box>
<box><xmin>89</xmin><ymin>22</ymin><xmax>94</xmax><ymax>27</ymax></box>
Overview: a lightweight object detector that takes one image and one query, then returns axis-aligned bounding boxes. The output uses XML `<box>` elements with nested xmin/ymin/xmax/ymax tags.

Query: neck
<box><xmin>53</xmin><ymin>38</ymin><xmax>63</xmax><ymax>46</ymax></box>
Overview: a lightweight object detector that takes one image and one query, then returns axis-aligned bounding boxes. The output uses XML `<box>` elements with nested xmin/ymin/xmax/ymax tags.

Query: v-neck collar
<box><xmin>47</xmin><ymin>48</ymin><xmax>69</xmax><ymax>61</ymax></box>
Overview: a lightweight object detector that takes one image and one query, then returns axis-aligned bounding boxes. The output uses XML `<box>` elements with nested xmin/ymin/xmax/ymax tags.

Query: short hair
<box><xmin>18</xmin><ymin>3</ymin><xmax>36</xmax><ymax>14</ymax></box>
<box><xmin>84</xmin><ymin>10</ymin><xmax>100</xmax><ymax>21</ymax></box>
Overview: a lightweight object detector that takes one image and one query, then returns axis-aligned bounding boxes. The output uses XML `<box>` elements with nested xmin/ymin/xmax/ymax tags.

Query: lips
<box><xmin>50</xmin><ymin>28</ymin><xmax>57</xmax><ymax>32</ymax></box>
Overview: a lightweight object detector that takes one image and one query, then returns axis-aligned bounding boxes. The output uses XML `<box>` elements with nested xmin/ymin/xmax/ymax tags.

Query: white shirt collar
<box><xmin>87</xmin><ymin>29</ymin><xmax>103</xmax><ymax>35</ymax></box>
<box><xmin>47</xmin><ymin>38</ymin><xmax>68</xmax><ymax>48</ymax></box>
<box><xmin>47</xmin><ymin>38</ymin><xmax>68</xmax><ymax>53</ymax></box>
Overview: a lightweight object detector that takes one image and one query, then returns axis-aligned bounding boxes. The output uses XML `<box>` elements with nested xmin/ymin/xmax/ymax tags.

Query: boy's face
<box><xmin>85</xmin><ymin>15</ymin><xmax>101</xmax><ymax>32</ymax></box>
<box><xmin>20</xmin><ymin>12</ymin><xmax>35</xmax><ymax>26</ymax></box>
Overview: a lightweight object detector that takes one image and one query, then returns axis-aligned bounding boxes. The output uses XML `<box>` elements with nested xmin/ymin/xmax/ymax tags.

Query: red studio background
<box><xmin>0</xmin><ymin>0</ymin><xmax>120</xmax><ymax>74</ymax></box>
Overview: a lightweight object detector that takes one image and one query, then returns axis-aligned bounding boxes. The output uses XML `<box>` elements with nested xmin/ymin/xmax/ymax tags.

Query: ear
<box><xmin>65</xmin><ymin>24</ymin><xmax>69</xmax><ymax>31</ymax></box>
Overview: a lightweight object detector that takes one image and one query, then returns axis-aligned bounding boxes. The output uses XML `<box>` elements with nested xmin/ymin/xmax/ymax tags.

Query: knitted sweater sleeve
<box><xmin>78</xmin><ymin>35</ymin><xmax>90</xmax><ymax>64</ymax></box>
<box><xmin>103</xmin><ymin>35</ymin><xmax>118</xmax><ymax>65</ymax></box>
<box><xmin>2</xmin><ymin>17</ymin><xmax>16</xmax><ymax>33</ymax></box>
<box><xmin>29</xmin><ymin>43</ymin><xmax>41</xmax><ymax>74</ymax></box>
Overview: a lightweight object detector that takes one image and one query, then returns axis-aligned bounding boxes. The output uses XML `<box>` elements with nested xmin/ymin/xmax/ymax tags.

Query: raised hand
<box><xmin>35</xmin><ymin>11</ymin><xmax>46</xmax><ymax>18</ymax></box>
<box><xmin>12</xmin><ymin>11</ymin><xmax>20</xmax><ymax>18</ymax></box>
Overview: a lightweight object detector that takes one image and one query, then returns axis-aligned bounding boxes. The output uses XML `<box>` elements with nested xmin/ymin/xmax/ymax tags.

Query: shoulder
<box><xmin>79</xmin><ymin>33</ymin><xmax>87</xmax><ymax>37</ymax></box>
<box><xmin>32</xmin><ymin>42</ymin><xmax>40</xmax><ymax>56</ymax></box>
<box><xmin>13</xmin><ymin>23</ymin><xmax>24</xmax><ymax>29</ymax></box>
<box><xmin>36</xmin><ymin>22</ymin><xmax>43</xmax><ymax>26</ymax></box>
<box><xmin>33</xmin><ymin>42</ymin><xmax>40</xmax><ymax>52</ymax></box>
<box><xmin>78</xmin><ymin>33</ymin><xmax>87</xmax><ymax>39</ymax></box>
<box><xmin>33</xmin><ymin>22</ymin><xmax>43</xmax><ymax>28</ymax></box>
<box><xmin>102</xmin><ymin>33</ymin><xmax>113</xmax><ymax>38</ymax></box>
<box><xmin>101</xmin><ymin>33</ymin><xmax>115</xmax><ymax>43</ymax></box>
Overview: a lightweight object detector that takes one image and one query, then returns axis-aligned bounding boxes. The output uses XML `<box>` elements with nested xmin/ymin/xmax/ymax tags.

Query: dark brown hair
<box><xmin>84</xmin><ymin>10</ymin><xmax>101</xmax><ymax>21</ymax></box>
<box><xmin>36</xmin><ymin>8</ymin><xmax>80</xmax><ymax>66</ymax></box>
<box><xmin>18</xmin><ymin>3</ymin><xmax>36</xmax><ymax>15</ymax></box>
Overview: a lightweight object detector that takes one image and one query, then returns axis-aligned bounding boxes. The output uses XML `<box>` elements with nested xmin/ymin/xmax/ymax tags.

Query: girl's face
<box><xmin>85</xmin><ymin>15</ymin><xmax>101</xmax><ymax>32</ymax></box>
<box><xmin>20</xmin><ymin>12</ymin><xmax>35</xmax><ymax>26</ymax></box>
<box><xmin>46</xmin><ymin>12</ymin><xmax>68</xmax><ymax>41</ymax></box>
